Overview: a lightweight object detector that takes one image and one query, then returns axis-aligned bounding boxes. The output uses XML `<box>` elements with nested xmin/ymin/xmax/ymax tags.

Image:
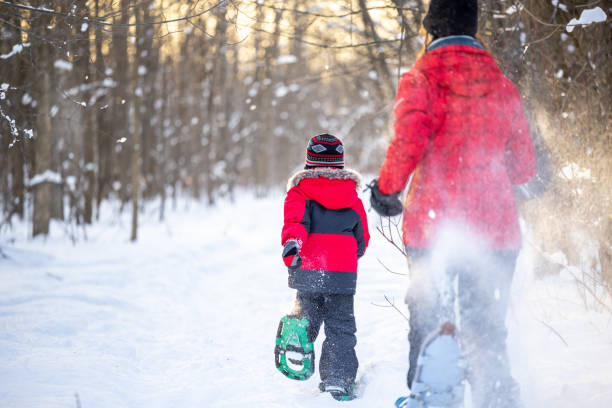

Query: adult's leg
<box><xmin>405</xmin><ymin>249</ymin><xmax>442</xmax><ymax>388</ymax></box>
<box><xmin>319</xmin><ymin>294</ymin><xmax>358</xmax><ymax>387</ymax></box>
<box><xmin>458</xmin><ymin>251</ymin><xmax>521</xmax><ymax>408</ymax></box>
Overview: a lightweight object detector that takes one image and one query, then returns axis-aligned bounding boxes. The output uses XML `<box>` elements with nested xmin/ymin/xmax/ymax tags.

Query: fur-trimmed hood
<box><xmin>287</xmin><ymin>168</ymin><xmax>363</xmax><ymax>192</ymax></box>
<box><xmin>286</xmin><ymin>168</ymin><xmax>363</xmax><ymax>210</ymax></box>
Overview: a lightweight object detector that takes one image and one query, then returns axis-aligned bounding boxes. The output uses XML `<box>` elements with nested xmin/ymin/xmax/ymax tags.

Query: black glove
<box><xmin>282</xmin><ymin>240</ymin><xmax>302</xmax><ymax>271</ymax></box>
<box><xmin>367</xmin><ymin>179</ymin><xmax>403</xmax><ymax>217</ymax></box>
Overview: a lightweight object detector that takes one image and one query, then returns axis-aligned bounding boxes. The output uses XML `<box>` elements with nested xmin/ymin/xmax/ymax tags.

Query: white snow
<box><xmin>248</xmin><ymin>84</ymin><xmax>259</xmax><ymax>98</ymax></box>
<box><xmin>275</xmin><ymin>85</ymin><xmax>289</xmax><ymax>98</ymax></box>
<box><xmin>65</xmin><ymin>175</ymin><xmax>77</xmax><ymax>191</ymax></box>
<box><xmin>566</xmin><ymin>7</ymin><xmax>607</xmax><ymax>32</ymax></box>
<box><xmin>560</xmin><ymin>162</ymin><xmax>592</xmax><ymax>180</ymax></box>
<box><xmin>505</xmin><ymin>4</ymin><xmax>522</xmax><ymax>15</ymax></box>
<box><xmin>276</xmin><ymin>55</ymin><xmax>298</xmax><ymax>65</ymax></box>
<box><xmin>21</xmin><ymin>93</ymin><xmax>32</xmax><ymax>105</ymax></box>
<box><xmin>54</xmin><ymin>59</ymin><xmax>74</xmax><ymax>72</ymax></box>
<box><xmin>0</xmin><ymin>102</ymin><xmax>19</xmax><ymax>137</ymax></box>
<box><xmin>0</xmin><ymin>43</ymin><xmax>30</xmax><ymax>60</ymax></box>
<box><xmin>102</xmin><ymin>78</ymin><xmax>117</xmax><ymax>88</ymax></box>
<box><xmin>27</xmin><ymin>170</ymin><xmax>62</xmax><ymax>187</ymax></box>
<box><xmin>1</xmin><ymin>191</ymin><xmax>611</xmax><ymax>407</ymax></box>
<box><xmin>551</xmin><ymin>1</ymin><xmax>568</xmax><ymax>12</ymax></box>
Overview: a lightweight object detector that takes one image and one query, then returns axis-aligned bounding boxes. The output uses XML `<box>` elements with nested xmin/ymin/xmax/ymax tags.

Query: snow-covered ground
<box><xmin>1</xmin><ymin>190</ymin><xmax>611</xmax><ymax>408</ymax></box>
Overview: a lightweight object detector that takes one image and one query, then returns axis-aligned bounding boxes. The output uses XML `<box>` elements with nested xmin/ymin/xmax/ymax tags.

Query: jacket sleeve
<box><xmin>353</xmin><ymin>199</ymin><xmax>370</xmax><ymax>258</ymax></box>
<box><xmin>504</xmin><ymin>81</ymin><xmax>536</xmax><ymax>185</ymax></box>
<box><xmin>281</xmin><ymin>187</ymin><xmax>310</xmax><ymax>247</ymax></box>
<box><xmin>378</xmin><ymin>70</ymin><xmax>433</xmax><ymax>195</ymax></box>
<box><xmin>513</xmin><ymin>122</ymin><xmax>553</xmax><ymax>201</ymax></box>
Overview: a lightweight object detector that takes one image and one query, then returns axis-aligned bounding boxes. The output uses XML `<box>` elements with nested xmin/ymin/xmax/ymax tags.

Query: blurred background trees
<box><xmin>0</xmin><ymin>0</ymin><xmax>610</xmax><ymax>292</ymax></box>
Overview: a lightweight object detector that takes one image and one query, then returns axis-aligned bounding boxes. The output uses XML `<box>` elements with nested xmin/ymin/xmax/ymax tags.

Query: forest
<box><xmin>0</xmin><ymin>1</ymin><xmax>610</xmax><ymax>293</ymax></box>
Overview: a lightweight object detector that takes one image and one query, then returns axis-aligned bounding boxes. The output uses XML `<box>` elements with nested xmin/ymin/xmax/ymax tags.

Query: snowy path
<box><xmin>1</xmin><ymin>191</ymin><xmax>611</xmax><ymax>408</ymax></box>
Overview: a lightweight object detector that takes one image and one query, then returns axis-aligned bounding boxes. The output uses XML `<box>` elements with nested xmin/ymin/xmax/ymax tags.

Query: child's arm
<box><xmin>353</xmin><ymin>199</ymin><xmax>370</xmax><ymax>258</ymax></box>
<box><xmin>281</xmin><ymin>187</ymin><xmax>310</xmax><ymax>250</ymax></box>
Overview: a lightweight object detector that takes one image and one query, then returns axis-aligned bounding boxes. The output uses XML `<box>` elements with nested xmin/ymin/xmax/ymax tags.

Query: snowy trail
<box><xmin>1</xmin><ymin>191</ymin><xmax>612</xmax><ymax>408</ymax></box>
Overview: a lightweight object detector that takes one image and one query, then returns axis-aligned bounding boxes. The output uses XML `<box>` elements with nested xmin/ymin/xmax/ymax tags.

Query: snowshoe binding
<box><xmin>319</xmin><ymin>381</ymin><xmax>357</xmax><ymax>401</ymax></box>
<box><xmin>395</xmin><ymin>322</ymin><xmax>466</xmax><ymax>408</ymax></box>
<box><xmin>274</xmin><ymin>315</ymin><xmax>315</xmax><ymax>381</ymax></box>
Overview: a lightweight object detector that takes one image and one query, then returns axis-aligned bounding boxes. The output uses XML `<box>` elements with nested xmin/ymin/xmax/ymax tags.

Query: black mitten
<box><xmin>282</xmin><ymin>240</ymin><xmax>302</xmax><ymax>271</ymax></box>
<box><xmin>367</xmin><ymin>179</ymin><xmax>403</xmax><ymax>217</ymax></box>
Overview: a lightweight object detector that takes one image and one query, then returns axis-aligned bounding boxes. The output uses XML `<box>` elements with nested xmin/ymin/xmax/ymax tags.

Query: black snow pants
<box><xmin>405</xmin><ymin>248</ymin><xmax>521</xmax><ymax>408</ymax></box>
<box><xmin>291</xmin><ymin>291</ymin><xmax>358</xmax><ymax>388</ymax></box>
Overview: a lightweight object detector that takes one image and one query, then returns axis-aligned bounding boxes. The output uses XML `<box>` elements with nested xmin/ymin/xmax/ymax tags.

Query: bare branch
<box><xmin>0</xmin><ymin>0</ymin><xmax>229</xmax><ymax>27</ymax></box>
<box><xmin>376</xmin><ymin>217</ymin><xmax>408</xmax><ymax>257</ymax></box>
<box><xmin>377</xmin><ymin>257</ymin><xmax>409</xmax><ymax>276</ymax></box>
<box><xmin>384</xmin><ymin>294</ymin><xmax>410</xmax><ymax>322</ymax></box>
<box><xmin>254</xmin><ymin>3</ymin><xmax>419</xmax><ymax>19</ymax></box>
<box><xmin>534</xmin><ymin>318</ymin><xmax>569</xmax><ymax>346</ymax></box>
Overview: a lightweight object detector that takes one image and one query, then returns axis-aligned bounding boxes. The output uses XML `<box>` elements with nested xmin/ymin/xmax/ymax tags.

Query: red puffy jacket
<box><xmin>282</xmin><ymin>168</ymin><xmax>370</xmax><ymax>294</ymax></box>
<box><xmin>378</xmin><ymin>43</ymin><xmax>535</xmax><ymax>250</ymax></box>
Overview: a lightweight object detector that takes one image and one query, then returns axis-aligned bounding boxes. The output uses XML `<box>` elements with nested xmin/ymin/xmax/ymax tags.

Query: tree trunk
<box><xmin>131</xmin><ymin>4</ymin><xmax>143</xmax><ymax>242</ymax></box>
<box><xmin>139</xmin><ymin>0</ymin><xmax>159</xmax><ymax>199</ymax></box>
<box><xmin>95</xmin><ymin>0</ymin><xmax>111</xmax><ymax>216</ymax></box>
<box><xmin>75</xmin><ymin>0</ymin><xmax>95</xmax><ymax>224</ymax></box>
<box><xmin>31</xmin><ymin>4</ymin><xmax>53</xmax><ymax>237</ymax></box>
<box><xmin>113</xmin><ymin>0</ymin><xmax>131</xmax><ymax>206</ymax></box>
<box><xmin>1</xmin><ymin>8</ymin><xmax>26</xmax><ymax>219</ymax></box>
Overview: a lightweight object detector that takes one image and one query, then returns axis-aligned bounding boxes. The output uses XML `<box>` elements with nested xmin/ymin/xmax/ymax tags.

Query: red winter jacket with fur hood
<box><xmin>378</xmin><ymin>42</ymin><xmax>536</xmax><ymax>250</ymax></box>
<box><xmin>282</xmin><ymin>168</ymin><xmax>370</xmax><ymax>295</ymax></box>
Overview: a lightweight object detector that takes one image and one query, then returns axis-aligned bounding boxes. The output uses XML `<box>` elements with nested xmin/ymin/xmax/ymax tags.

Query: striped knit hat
<box><xmin>305</xmin><ymin>134</ymin><xmax>344</xmax><ymax>169</ymax></box>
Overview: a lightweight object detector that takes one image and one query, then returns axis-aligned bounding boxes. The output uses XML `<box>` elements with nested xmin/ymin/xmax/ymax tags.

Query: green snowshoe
<box><xmin>274</xmin><ymin>315</ymin><xmax>315</xmax><ymax>381</ymax></box>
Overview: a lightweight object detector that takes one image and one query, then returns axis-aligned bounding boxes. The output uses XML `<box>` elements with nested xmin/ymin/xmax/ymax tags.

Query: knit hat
<box><xmin>305</xmin><ymin>134</ymin><xmax>344</xmax><ymax>169</ymax></box>
<box><xmin>423</xmin><ymin>0</ymin><xmax>478</xmax><ymax>39</ymax></box>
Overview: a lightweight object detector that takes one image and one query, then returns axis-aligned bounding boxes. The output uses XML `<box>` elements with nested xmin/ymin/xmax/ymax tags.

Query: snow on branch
<box><xmin>566</xmin><ymin>7</ymin><xmax>607</xmax><ymax>33</ymax></box>
<box><xmin>27</xmin><ymin>170</ymin><xmax>62</xmax><ymax>187</ymax></box>
<box><xmin>0</xmin><ymin>43</ymin><xmax>30</xmax><ymax>60</ymax></box>
<box><xmin>519</xmin><ymin>3</ymin><xmax>607</xmax><ymax>31</ymax></box>
<box><xmin>54</xmin><ymin>59</ymin><xmax>73</xmax><ymax>72</ymax></box>
<box><xmin>0</xmin><ymin>85</ymin><xmax>19</xmax><ymax>141</ymax></box>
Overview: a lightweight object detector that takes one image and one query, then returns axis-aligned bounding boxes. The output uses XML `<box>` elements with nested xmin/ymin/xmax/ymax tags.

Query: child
<box><xmin>280</xmin><ymin>133</ymin><xmax>370</xmax><ymax>400</ymax></box>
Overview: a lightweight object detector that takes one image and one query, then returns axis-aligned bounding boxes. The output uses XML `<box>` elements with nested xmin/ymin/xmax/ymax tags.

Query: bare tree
<box><xmin>31</xmin><ymin>0</ymin><xmax>54</xmax><ymax>237</ymax></box>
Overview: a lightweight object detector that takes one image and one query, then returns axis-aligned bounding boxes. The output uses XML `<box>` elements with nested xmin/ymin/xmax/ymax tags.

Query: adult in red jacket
<box><xmin>369</xmin><ymin>1</ymin><xmax>535</xmax><ymax>407</ymax></box>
